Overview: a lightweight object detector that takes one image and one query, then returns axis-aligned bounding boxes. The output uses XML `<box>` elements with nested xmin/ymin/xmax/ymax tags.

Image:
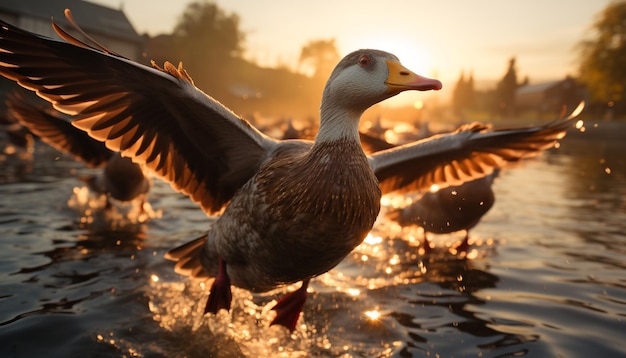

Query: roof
<box><xmin>0</xmin><ymin>0</ymin><xmax>141</xmax><ymax>42</ymax></box>
<box><xmin>516</xmin><ymin>80</ymin><xmax>563</xmax><ymax>95</ymax></box>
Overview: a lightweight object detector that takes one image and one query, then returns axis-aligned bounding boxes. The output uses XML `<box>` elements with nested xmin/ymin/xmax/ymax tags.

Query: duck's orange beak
<box><xmin>385</xmin><ymin>60</ymin><xmax>442</xmax><ymax>94</ymax></box>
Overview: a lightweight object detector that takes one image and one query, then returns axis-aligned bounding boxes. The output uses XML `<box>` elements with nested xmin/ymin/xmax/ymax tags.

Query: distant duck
<box><xmin>361</xmin><ymin>118</ymin><xmax>573</xmax><ymax>254</ymax></box>
<box><xmin>6</xmin><ymin>91</ymin><xmax>151</xmax><ymax>211</ymax></box>
<box><xmin>360</xmin><ymin>125</ymin><xmax>497</xmax><ymax>253</ymax></box>
<box><xmin>1</xmin><ymin>106</ymin><xmax>34</xmax><ymax>158</ymax></box>
<box><xmin>0</xmin><ymin>11</ymin><xmax>582</xmax><ymax>331</ymax></box>
<box><xmin>364</xmin><ymin>115</ymin><xmax>387</xmax><ymax>137</ymax></box>
<box><xmin>280</xmin><ymin>117</ymin><xmax>302</xmax><ymax>140</ymax></box>
<box><xmin>387</xmin><ymin>172</ymin><xmax>497</xmax><ymax>253</ymax></box>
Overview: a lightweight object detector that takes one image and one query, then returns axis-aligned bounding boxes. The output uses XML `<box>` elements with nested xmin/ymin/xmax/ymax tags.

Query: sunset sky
<box><xmin>91</xmin><ymin>0</ymin><xmax>612</xmax><ymax>104</ymax></box>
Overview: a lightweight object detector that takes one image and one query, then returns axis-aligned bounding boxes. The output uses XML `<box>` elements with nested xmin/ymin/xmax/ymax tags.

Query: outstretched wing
<box><xmin>0</xmin><ymin>12</ymin><xmax>277</xmax><ymax>214</ymax></box>
<box><xmin>370</xmin><ymin>102</ymin><xmax>583</xmax><ymax>195</ymax></box>
<box><xmin>6</xmin><ymin>91</ymin><xmax>113</xmax><ymax>168</ymax></box>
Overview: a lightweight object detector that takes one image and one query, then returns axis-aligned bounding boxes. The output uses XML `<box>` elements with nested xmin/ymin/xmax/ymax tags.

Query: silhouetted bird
<box><xmin>387</xmin><ymin>172</ymin><xmax>497</xmax><ymax>253</ymax></box>
<box><xmin>1</xmin><ymin>107</ymin><xmax>34</xmax><ymax>157</ymax></box>
<box><xmin>362</xmin><ymin>118</ymin><xmax>577</xmax><ymax>254</ymax></box>
<box><xmin>360</xmin><ymin>126</ymin><xmax>497</xmax><ymax>253</ymax></box>
<box><xmin>6</xmin><ymin>91</ymin><xmax>151</xmax><ymax>211</ymax></box>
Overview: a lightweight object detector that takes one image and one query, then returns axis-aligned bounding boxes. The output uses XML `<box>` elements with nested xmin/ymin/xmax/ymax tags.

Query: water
<box><xmin>0</xmin><ymin>124</ymin><xmax>625</xmax><ymax>357</ymax></box>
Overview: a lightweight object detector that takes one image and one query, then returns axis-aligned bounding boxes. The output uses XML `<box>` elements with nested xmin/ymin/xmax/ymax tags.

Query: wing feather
<box><xmin>370</xmin><ymin>104</ymin><xmax>583</xmax><ymax>195</ymax></box>
<box><xmin>0</xmin><ymin>15</ymin><xmax>278</xmax><ymax>214</ymax></box>
<box><xmin>6</xmin><ymin>91</ymin><xmax>113</xmax><ymax>168</ymax></box>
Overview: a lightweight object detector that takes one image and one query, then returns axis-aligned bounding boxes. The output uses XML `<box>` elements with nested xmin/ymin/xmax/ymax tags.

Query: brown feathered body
<box><xmin>177</xmin><ymin>139</ymin><xmax>381</xmax><ymax>292</ymax></box>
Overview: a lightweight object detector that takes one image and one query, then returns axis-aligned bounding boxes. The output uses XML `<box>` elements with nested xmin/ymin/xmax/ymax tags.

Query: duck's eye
<box><xmin>358</xmin><ymin>55</ymin><xmax>371</xmax><ymax>67</ymax></box>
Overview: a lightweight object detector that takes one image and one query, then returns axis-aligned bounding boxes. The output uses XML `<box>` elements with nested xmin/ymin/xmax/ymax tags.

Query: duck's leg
<box><xmin>270</xmin><ymin>278</ymin><xmax>310</xmax><ymax>331</ymax></box>
<box><xmin>455</xmin><ymin>231</ymin><xmax>470</xmax><ymax>253</ymax></box>
<box><xmin>204</xmin><ymin>257</ymin><xmax>232</xmax><ymax>314</ymax></box>
<box><xmin>422</xmin><ymin>233</ymin><xmax>432</xmax><ymax>255</ymax></box>
<box><xmin>104</xmin><ymin>196</ymin><xmax>113</xmax><ymax>211</ymax></box>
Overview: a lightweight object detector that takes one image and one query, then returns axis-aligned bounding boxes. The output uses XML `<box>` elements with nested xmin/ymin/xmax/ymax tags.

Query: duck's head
<box><xmin>318</xmin><ymin>49</ymin><xmax>441</xmax><ymax>141</ymax></box>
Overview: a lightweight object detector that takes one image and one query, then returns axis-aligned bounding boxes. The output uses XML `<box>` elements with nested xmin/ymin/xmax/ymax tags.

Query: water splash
<box><xmin>67</xmin><ymin>185</ymin><xmax>162</xmax><ymax>229</ymax></box>
<box><xmin>147</xmin><ymin>278</ymin><xmax>313</xmax><ymax>357</ymax></box>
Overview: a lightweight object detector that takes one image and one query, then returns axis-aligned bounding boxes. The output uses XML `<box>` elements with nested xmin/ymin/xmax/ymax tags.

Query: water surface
<box><xmin>0</xmin><ymin>126</ymin><xmax>625</xmax><ymax>357</ymax></box>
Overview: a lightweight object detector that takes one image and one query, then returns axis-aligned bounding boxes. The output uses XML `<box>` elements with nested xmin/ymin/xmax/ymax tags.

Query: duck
<box><xmin>387</xmin><ymin>172</ymin><xmax>497</xmax><ymax>253</ymax></box>
<box><xmin>1</xmin><ymin>106</ymin><xmax>35</xmax><ymax>158</ymax></box>
<box><xmin>5</xmin><ymin>91</ymin><xmax>152</xmax><ymax>211</ymax></box>
<box><xmin>0</xmin><ymin>10</ymin><xmax>582</xmax><ymax>331</ymax></box>
<box><xmin>359</xmin><ymin>127</ymin><xmax>497</xmax><ymax>253</ymax></box>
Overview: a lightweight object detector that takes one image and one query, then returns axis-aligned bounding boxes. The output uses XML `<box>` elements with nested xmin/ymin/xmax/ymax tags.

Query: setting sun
<box><xmin>342</xmin><ymin>34</ymin><xmax>436</xmax><ymax>75</ymax></box>
<box><xmin>342</xmin><ymin>34</ymin><xmax>440</xmax><ymax>107</ymax></box>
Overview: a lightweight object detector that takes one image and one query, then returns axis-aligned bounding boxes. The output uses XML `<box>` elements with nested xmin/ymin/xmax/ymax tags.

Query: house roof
<box><xmin>516</xmin><ymin>80</ymin><xmax>562</xmax><ymax>95</ymax></box>
<box><xmin>0</xmin><ymin>0</ymin><xmax>141</xmax><ymax>42</ymax></box>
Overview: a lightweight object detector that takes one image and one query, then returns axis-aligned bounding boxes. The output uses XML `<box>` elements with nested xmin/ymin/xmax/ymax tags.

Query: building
<box><xmin>0</xmin><ymin>0</ymin><xmax>143</xmax><ymax>61</ymax></box>
<box><xmin>516</xmin><ymin>76</ymin><xmax>587</xmax><ymax>115</ymax></box>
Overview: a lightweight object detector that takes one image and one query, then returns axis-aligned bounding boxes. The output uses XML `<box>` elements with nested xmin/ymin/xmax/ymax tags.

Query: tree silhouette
<box><xmin>578</xmin><ymin>1</ymin><xmax>626</xmax><ymax>115</ymax></box>
<box><xmin>296</xmin><ymin>39</ymin><xmax>340</xmax><ymax>110</ymax></box>
<box><xmin>298</xmin><ymin>39</ymin><xmax>340</xmax><ymax>80</ymax></box>
<box><xmin>495</xmin><ymin>57</ymin><xmax>521</xmax><ymax>117</ymax></box>
<box><xmin>452</xmin><ymin>71</ymin><xmax>476</xmax><ymax>118</ymax></box>
<box><xmin>170</xmin><ymin>1</ymin><xmax>245</xmax><ymax>93</ymax></box>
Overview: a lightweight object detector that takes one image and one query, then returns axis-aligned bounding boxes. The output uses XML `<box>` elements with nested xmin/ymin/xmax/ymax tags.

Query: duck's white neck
<box><xmin>315</xmin><ymin>101</ymin><xmax>362</xmax><ymax>144</ymax></box>
<box><xmin>315</xmin><ymin>112</ymin><xmax>361</xmax><ymax>143</ymax></box>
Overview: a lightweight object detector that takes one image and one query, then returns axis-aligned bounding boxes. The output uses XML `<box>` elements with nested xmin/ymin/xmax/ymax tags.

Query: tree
<box><xmin>296</xmin><ymin>39</ymin><xmax>340</xmax><ymax>109</ymax></box>
<box><xmin>452</xmin><ymin>70</ymin><xmax>476</xmax><ymax>118</ymax></box>
<box><xmin>173</xmin><ymin>1</ymin><xmax>244</xmax><ymax>58</ymax></box>
<box><xmin>578</xmin><ymin>1</ymin><xmax>626</xmax><ymax>114</ymax></box>
<box><xmin>495</xmin><ymin>57</ymin><xmax>521</xmax><ymax>117</ymax></box>
<box><xmin>171</xmin><ymin>1</ymin><xmax>245</xmax><ymax>93</ymax></box>
<box><xmin>298</xmin><ymin>39</ymin><xmax>340</xmax><ymax>80</ymax></box>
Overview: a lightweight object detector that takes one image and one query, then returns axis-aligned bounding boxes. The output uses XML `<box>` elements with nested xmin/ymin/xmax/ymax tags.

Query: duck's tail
<box><xmin>165</xmin><ymin>234</ymin><xmax>211</xmax><ymax>279</ymax></box>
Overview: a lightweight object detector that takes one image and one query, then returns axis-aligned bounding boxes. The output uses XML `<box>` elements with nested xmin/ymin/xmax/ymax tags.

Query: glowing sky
<box><xmin>91</xmin><ymin>0</ymin><xmax>611</xmax><ymax>91</ymax></box>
